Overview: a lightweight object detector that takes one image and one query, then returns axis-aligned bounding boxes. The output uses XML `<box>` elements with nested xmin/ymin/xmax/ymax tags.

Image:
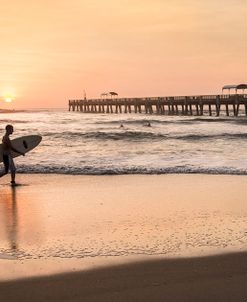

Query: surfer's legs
<box><xmin>0</xmin><ymin>155</ymin><xmax>16</xmax><ymax>183</ymax></box>
<box><xmin>11</xmin><ymin>171</ymin><xmax>16</xmax><ymax>184</ymax></box>
<box><xmin>9</xmin><ymin>157</ymin><xmax>16</xmax><ymax>184</ymax></box>
<box><xmin>0</xmin><ymin>155</ymin><xmax>9</xmax><ymax>178</ymax></box>
<box><xmin>3</xmin><ymin>155</ymin><xmax>9</xmax><ymax>173</ymax></box>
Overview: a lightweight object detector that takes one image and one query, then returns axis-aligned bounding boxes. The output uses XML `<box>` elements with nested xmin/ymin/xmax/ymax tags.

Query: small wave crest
<box><xmin>0</xmin><ymin>119</ymin><xmax>30</xmax><ymax>124</ymax></box>
<box><xmin>42</xmin><ymin>131</ymin><xmax>247</xmax><ymax>141</ymax></box>
<box><xmin>17</xmin><ymin>165</ymin><xmax>247</xmax><ymax>175</ymax></box>
<box><xmin>94</xmin><ymin>116</ymin><xmax>247</xmax><ymax>126</ymax></box>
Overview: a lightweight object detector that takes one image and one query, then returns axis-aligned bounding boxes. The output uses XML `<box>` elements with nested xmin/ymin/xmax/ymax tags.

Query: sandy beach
<box><xmin>1</xmin><ymin>174</ymin><xmax>247</xmax><ymax>301</ymax></box>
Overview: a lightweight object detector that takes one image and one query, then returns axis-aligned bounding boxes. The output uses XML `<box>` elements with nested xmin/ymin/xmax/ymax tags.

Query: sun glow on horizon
<box><xmin>5</xmin><ymin>97</ymin><xmax>13</xmax><ymax>103</ymax></box>
<box><xmin>2</xmin><ymin>90</ymin><xmax>16</xmax><ymax>104</ymax></box>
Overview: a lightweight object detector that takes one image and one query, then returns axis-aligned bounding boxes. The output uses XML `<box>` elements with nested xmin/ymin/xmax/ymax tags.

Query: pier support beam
<box><xmin>225</xmin><ymin>104</ymin><xmax>229</xmax><ymax>116</ymax></box>
<box><xmin>189</xmin><ymin>104</ymin><xmax>192</xmax><ymax>115</ymax></box>
<box><xmin>209</xmin><ymin>104</ymin><xmax>212</xmax><ymax>116</ymax></box>
<box><xmin>216</xmin><ymin>96</ymin><xmax>221</xmax><ymax>116</ymax></box>
<box><xmin>216</xmin><ymin>105</ymin><xmax>220</xmax><ymax>116</ymax></box>
<box><xmin>196</xmin><ymin>104</ymin><xmax>199</xmax><ymax>115</ymax></box>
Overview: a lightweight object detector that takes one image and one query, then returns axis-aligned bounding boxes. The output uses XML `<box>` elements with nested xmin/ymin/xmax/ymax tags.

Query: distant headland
<box><xmin>0</xmin><ymin>109</ymin><xmax>25</xmax><ymax>113</ymax></box>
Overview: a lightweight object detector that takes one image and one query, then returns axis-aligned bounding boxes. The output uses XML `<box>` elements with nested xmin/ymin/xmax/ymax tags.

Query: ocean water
<box><xmin>1</xmin><ymin>109</ymin><xmax>247</xmax><ymax>175</ymax></box>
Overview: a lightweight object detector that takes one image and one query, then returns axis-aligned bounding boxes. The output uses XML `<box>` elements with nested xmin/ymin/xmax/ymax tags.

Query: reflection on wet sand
<box><xmin>0</xmin><ymin>184</ymin><xmax>43</xmax><ymax>260</ymax></box>
<box><xmin>0</xmin><ymin>187</ymin><xmax>19</xmax><ymax>252</ymax></box>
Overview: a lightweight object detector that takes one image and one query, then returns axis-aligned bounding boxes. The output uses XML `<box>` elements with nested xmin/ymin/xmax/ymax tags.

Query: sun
<box><xmin>5</xmin><ymin>97</ymin><xmax>13</xmax><ymax>103</ymax></box>
<box><xmin>2</xmin><ymin>91</ymin><xmax>15</xmax><ymax>103</ymax></box>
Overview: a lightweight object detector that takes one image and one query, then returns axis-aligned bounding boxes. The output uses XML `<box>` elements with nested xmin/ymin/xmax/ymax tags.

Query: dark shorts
<box><xmin>3</xmin><ymin>154</ymin><xmax>16</xmax><ymax>173</ymax></box>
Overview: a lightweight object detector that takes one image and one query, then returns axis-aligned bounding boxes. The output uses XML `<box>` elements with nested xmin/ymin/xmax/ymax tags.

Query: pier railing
<box><xmin>68</xmin><ymin>94</ymin><xmax>247</xmax><ymax>116</ymax></box>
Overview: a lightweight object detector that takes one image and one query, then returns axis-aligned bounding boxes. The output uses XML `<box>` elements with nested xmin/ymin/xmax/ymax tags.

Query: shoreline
<box><xmin>14</xmin><ymin>171</ymin><xmax>247</xmax><ymax>175</ymax></box>
<box><xmin>4</xmin><ymin>171</ymin><xmax>247</xmax><ymax>180</ymax></box>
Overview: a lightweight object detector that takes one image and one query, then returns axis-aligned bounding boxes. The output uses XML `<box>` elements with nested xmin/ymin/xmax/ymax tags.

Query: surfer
<box><xmin>143</xmin><ymin>122</ymin><xmax>151</xmax><ymax>127</ymax></box>
<box><xmin>0</xmin><ymin>125</ymin><xmax>25</xmax><ymax>185</ymax></box>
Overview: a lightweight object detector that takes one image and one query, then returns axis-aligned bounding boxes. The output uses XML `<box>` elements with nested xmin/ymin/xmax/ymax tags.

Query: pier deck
<box><xmin>69</xmin><ymin>94</ymin><xmax>247</xmax><ymax>116</ymax></box>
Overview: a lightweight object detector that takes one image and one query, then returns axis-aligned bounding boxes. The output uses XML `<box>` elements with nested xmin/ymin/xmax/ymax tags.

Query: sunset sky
<box><xmin>0</xmin><ymin>0</ymin><xmax>246</xmax><ymax>108</ymax></box>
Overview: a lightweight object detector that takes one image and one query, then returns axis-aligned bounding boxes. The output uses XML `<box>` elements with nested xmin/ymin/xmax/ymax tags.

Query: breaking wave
<box><xmin>41</xmin><ymin>131</ymin><xmax>247</xmax><ymax>141</ymax></box>
<box><xmin>17</xmin><ymin>165</ymin><xmax>247</xmax><ymax>175</ymax></box>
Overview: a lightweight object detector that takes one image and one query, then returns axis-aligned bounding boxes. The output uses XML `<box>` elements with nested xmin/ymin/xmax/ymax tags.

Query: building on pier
<box><xmin>222</xmin><ymin>84</ymin><xmax>247</xmax><ymax>94</ymax></box>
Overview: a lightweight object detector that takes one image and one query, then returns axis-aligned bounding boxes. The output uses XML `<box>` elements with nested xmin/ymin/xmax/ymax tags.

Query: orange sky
<box><xmin>0</xmin><ymin>0</ymin><xmax>246</xmax><ymax>108</ymax></box>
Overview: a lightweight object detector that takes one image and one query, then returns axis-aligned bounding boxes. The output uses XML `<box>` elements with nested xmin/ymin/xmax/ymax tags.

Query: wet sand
<box><xmin>0</xmin><ymin>174</ymin><xmax>247</xmax><ymax>300</ymax></box>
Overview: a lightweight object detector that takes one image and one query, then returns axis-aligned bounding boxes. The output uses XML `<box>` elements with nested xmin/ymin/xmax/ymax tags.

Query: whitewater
<box><xmin>1</xmin><ymin>109</ymin><xmax>247</xmax><ymax>175</ymax></box>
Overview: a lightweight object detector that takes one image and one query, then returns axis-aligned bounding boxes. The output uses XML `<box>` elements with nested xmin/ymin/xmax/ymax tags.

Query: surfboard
<box><xmin>0</xmin><ymin>135</ymin><xmax>42</xmax><ymax>162</ymax></box>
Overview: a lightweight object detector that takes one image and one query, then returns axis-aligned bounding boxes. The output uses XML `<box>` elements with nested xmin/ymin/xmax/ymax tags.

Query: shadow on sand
<box><xmin>0</xmin><ymin>251</ymin><xmax>247</xmax><ymax>302</ymax></box>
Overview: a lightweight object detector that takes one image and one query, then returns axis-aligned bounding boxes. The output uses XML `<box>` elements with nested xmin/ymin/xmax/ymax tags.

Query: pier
<box><xmin>68</xmin><ymin>94</ymin><xmax>247</xmax><ymax>117</ymax></box>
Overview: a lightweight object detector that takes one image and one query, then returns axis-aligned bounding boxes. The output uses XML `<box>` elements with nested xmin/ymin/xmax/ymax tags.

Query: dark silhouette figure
<box><xmin>143</xmin><ymin>122</ymin><xmax>151</xmax><ymax>127</ymax></box>
<box><xmin>0</xmin><ymin>125</ymin><xmax>25</xmax><ymax>185</ymax></box>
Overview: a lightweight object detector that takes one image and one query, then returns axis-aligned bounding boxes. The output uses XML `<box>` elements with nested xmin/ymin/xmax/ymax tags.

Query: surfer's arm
<box><xmin>12</xmin><ymin>148</ymin><xmax>25</xmax><ymax>156</ymax></box>
<box><xmin>7</xmin><ymin>139</ymin><xmax>25</xmax><ymax>156</ymax></box>
<box><xmin>11</xmin><ymin>146</ymin><xmax>25</xmax><ymax>156</ymax></box>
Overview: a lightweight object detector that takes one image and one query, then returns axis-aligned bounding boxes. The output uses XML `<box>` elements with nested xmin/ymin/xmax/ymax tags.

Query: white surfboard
<box><xmin>0</xmin><ymin>135</ymin><xmax>42</xmax><ymax>162</ymax></box>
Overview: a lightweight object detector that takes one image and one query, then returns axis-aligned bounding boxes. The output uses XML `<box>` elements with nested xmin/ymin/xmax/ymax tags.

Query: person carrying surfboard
<box><xmin>0</xmin><ymin>124</ymin><xmax>25</xmax><ymax>185</ymax></box>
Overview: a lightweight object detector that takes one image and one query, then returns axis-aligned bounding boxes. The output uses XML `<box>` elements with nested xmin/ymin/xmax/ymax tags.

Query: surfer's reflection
<box><xmin>2</xmin><ymin>187</ymin><xmax>19</xmax><ymax>251</ymax></box>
